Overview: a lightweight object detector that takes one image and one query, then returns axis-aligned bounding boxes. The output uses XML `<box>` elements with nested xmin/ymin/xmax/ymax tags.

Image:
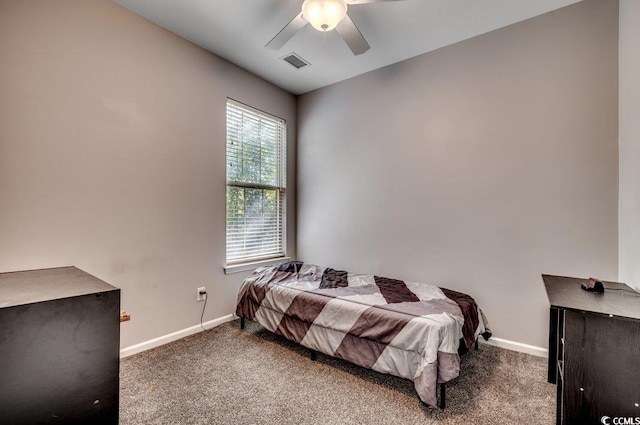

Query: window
<box><xmin>226</xmin><ymin>99</ymin><xmax>286</xmax><ymax>265</ymax></box>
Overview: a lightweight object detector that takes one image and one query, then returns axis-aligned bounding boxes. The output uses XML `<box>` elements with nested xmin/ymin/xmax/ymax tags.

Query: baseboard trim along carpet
<box><xmin>119</xmin><ymin>314</ymin><xmax>237</xmax><ymax>358</ymax></box>
<box><xmin>480</xmin><ymin>336</ymin><xmax>548</xmax><ymax>357</ymax></box>
<box><xmin>119</xmin><ymin>313</ymin><xmax>548</xmax><ymax>359</ymax></box>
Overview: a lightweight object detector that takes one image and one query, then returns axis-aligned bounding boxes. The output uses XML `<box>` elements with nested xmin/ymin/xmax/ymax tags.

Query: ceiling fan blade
<box><xmin>347</xmin><ymin>0</ymin><xmax>406</xmax><ymax>4</ymax></box>
<box><xmin>335</xmin><ymin>13</ymin><xmax>370</xmax><ymax>55</ymax></box>
<box><xmin>265</xmin><ymin>12</ymin><xmax>308</xmax><ymax>50</ymax></box>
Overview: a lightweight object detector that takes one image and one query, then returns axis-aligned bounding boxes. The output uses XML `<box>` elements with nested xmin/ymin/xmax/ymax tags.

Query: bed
<box><xmin>235</xmin><ymin>261</ymin><xmax>491</xmax><ymax>408</ymax></box>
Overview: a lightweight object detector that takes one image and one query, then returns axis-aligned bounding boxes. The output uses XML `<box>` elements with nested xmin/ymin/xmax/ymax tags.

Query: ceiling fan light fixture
<box><xmin>302</xmin><ymin>0</ymin><xmax>348</xmax><ymax>32</ymax></box>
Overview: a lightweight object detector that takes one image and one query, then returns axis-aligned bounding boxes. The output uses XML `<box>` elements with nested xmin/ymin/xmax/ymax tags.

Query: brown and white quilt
<box><xmin>236</xmin><ymin>261</ymin><xmax>491</xmax><ymax>407</ymax></box>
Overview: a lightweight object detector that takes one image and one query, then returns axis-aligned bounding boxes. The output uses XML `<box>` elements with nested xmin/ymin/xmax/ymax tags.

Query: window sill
<box><xmin>224</xmin><ymin>257</ymin><xmax>291</xmax><ymax>275</ymax></box>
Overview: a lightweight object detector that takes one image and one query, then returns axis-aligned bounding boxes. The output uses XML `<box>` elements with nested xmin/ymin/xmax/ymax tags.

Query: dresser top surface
<box><xmin>542</xmin><ymin>274</ymin><xmax>640</xmax><ymax>320</ymax></box>
<box><xmin>0</xmin><ymin>267</ymin><xmax>118</xmax><ymax>308</ymax></box>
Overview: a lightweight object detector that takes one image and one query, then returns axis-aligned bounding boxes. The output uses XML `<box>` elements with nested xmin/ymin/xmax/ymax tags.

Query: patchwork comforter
<box><xmin>236</xmin><ymin>261</ymin><xmax>491</xmax><ymax>407</ymax></box>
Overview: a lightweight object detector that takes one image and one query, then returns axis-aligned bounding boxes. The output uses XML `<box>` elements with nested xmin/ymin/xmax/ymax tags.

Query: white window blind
<box><xmin>226</xmin><ymin>99</ymin><xmax>286</xmax><ymax>264</ymax></box>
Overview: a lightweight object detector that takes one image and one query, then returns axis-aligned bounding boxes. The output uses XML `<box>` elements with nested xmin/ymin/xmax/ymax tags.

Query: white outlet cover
<box><xmin>197</xmin><ymin>287</ymin><xmax>207</xmax><ymax>301</ymax></box>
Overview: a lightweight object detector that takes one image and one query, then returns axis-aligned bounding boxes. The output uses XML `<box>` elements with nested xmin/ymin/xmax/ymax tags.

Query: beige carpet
<box><xmin>120</xmin><ymin>320</ymin><xmax>555</xmax><ymax>424</ymax></box>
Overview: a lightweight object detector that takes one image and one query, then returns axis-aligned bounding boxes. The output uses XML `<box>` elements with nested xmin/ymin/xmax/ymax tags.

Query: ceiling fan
<box><xmin>266</xmin><ymin>0</ymin><xmax>406</xmax><ymax>56</ymax></box>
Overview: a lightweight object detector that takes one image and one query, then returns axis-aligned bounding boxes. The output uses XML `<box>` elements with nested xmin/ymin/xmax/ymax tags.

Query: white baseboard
<box><xmin>120</xmin><ymin>313</ymin><xmax>237</xmax><ymax>358</ymax></box>
<box><xmin>480</xmin><ymin>336</ymin><xmax>548</xmax><ymax>358</ymax></box>
<box><xmin>120</xmin><ymin>314</ymin><xmax>548</xmax><ymax>360</ymax></box>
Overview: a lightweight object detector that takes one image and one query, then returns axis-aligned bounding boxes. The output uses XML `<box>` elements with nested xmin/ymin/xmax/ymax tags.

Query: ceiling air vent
<box><xmin>281</xmin><ymin>53</ymin><xmax>310</xmax><ymax>69</ymax></box>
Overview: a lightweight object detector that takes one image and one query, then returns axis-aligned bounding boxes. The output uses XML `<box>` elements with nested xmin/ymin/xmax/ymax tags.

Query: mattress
<box><xmin>236</xmin><ymin>261</ymin><xmax>491</xmax><ymax>407</ymax></box>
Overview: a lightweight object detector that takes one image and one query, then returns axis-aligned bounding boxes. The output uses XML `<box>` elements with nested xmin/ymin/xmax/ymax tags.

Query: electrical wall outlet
<box><xmin>197</xmin><ymin>286</ymin><xmax>207</xmax><ymax>302</ymax></box>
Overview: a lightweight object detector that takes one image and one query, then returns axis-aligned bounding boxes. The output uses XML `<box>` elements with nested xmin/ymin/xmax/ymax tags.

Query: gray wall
<box><xmin>619</xmin><ymin>0</ymin><xmax>640</xmax><ymax>291</ymax></box>
<box><xmin>297</xmin><ymin>0</ymin><xmax>619</xmax><ymax>348</ymax></box>
<box><xmin>0</xmin><ymin>0</ymin><xmax>296</xmax><ymax>348</ymax></box>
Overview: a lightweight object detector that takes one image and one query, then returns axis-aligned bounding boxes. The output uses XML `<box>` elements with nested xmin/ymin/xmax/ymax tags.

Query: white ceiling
<box><xmin>110</xmin><ymin>0</ymin><xmax>582</xmax><ymax>95</ymax></box>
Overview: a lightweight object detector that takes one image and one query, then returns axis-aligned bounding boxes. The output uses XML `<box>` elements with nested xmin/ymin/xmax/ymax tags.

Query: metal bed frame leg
<box><xmin>435</xmin><ymin>337</ymin><xmax>477</xmax><ymax>410</ymax></box>
<box><xmin>240</xmin><ymin>316</ymin><xmax>245</xmax><ymax>330</ymax></box>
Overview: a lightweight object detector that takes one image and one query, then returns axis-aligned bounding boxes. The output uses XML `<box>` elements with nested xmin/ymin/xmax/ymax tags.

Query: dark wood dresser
<box><xmin>0</xmin><ymin>267</ymin><xmax>120</xmax><ymax>424</ymax></box>
<box><xmin>543</xmin><ymin>274</ymin><xmax>640</xmax><ymax>425</ymax></box>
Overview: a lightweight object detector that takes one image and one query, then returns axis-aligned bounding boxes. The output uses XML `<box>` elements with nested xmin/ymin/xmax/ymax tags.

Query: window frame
<box><xmin>224</xmin><ymin>99</ymin><xmax>288</xmax><ymax>273</ymax></box>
